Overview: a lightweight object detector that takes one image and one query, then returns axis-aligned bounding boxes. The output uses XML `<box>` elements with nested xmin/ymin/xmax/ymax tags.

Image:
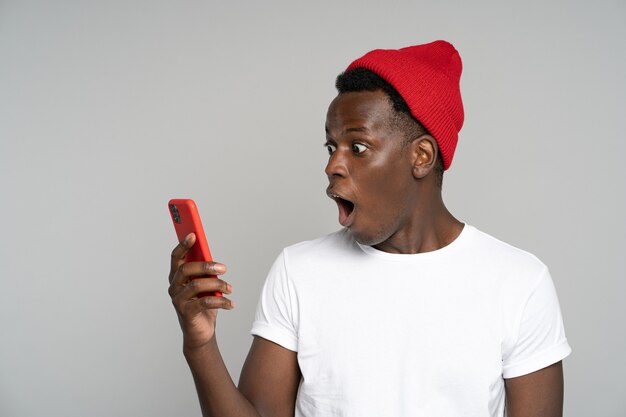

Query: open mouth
<box><xmin>327</xmin><ymin>192</ymin><xmax>356</xmax><ymax>227</ymax></box>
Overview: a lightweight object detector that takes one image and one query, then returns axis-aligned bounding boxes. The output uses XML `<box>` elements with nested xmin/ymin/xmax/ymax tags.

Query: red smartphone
<box><xmin>168</xmin><ymin>198</ymin><xmax>222</xmax><ymax>297</ymax></box>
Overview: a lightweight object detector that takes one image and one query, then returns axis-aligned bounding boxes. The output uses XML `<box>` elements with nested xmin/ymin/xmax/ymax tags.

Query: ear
<box><xmin>411</xmin><ymin>136</ymin><xmax>438</xmax><ymax>179</ymax></box>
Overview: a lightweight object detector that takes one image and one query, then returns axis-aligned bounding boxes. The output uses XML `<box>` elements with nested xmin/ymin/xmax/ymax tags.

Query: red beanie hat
<box><xmin>346</xmin><ymin>40</ymin><xmax>464</xmax><ymax>170</ymax></box>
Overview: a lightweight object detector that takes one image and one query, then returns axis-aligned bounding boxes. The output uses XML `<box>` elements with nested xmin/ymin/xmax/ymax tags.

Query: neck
<box><xmin>373</xmin><ymin>190</ymin><xmax>464</xmax><ymax>254</ymax></box>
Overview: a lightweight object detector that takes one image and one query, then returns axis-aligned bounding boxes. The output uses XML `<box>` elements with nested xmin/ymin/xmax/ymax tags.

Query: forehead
<box><xmin>326</xmin><ymin>90</ymin><xmax>394</xmax><ymax>134</ymax></box>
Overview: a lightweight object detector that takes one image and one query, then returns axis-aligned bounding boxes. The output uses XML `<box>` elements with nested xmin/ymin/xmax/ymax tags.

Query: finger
<box><xmin>169</xmin><ymin>262</ymin><xmax>225</xmax><ymax>297</ymax></box>
<box><xmin>171</xmin><ymin>277</ymin><xmax>232</xmax><ymax>301</ymax></box>
<box><xmin>170</xmin><ymin>261</ymin><xmax>227</xmax><ymax>291</ymax></box>
<box><xmin>169</xmin><ymin>233</ymin><xmax>196</xmax><ymax>281</ymax></box>
<box><xmin>184</xmin><ymin>295</ymin><xmax>236</xmax><ymax>317</ymax></box>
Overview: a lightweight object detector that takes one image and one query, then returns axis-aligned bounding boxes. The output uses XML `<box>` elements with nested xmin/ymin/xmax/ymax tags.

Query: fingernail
<box><xmin>230</xmin><ymin>300</ymin><xmax>236</xmax><ymax>309</ymax></box>
<box><xmin>226</xmin><ymin>284</ymin><xmax>233</xmax><ymax>293</ymax></box>
<box><xmin>214</xmin><ymin>263</ymin><xmax>226</xmax><ymax>273</ymax></box>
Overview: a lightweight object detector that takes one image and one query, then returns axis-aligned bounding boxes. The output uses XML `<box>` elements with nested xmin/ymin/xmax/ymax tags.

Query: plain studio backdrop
<box><xmin>1</xmin><ymin>1</ymin><xmax>624</xmax><ymax>416</ymax></box>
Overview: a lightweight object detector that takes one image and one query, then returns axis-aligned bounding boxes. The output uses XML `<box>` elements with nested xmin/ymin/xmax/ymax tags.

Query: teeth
<box><xmin>328</xmin><ymin>192</ymin><xmax>349</xmax><ymax>202</ymax></box>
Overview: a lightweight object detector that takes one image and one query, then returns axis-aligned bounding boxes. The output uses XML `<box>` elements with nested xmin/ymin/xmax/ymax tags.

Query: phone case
<box><xmin>168</xmin><ymin>198</ymin><xmax>222</xmax><ymax>297</ymax></box>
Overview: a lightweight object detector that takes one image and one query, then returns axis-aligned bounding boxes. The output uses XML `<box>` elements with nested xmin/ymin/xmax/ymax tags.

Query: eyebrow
<box><xmin>325</xmin><ymin>126</ymin><xmax>370</xmax><ymax>135</ymax></box>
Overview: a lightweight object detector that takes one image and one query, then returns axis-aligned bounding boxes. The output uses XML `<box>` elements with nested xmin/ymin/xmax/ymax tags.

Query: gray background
<box><xmin>1</xmin><ymin>0</ymin><xmax>624</xmax><ymax>416</ymax></box>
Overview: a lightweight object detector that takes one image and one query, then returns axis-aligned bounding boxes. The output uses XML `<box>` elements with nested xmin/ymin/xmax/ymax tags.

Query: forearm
<box><xmin>184</xmin><ymin>337</ymin><xmax>261</xmax><ymax>417</ymax></box>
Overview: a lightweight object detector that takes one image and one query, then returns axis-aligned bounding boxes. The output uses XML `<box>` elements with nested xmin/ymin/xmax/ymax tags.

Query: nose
<box><xmin>325</xmin><ymin>149</ymin><xmax>349</xmax><ymax>179</ymax></box>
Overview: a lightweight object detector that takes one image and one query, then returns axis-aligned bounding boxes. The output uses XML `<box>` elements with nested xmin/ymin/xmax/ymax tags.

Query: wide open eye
<box><xmin>326</xmin><ymin>144</ymin><xmax>337</xmax><ymax>155</ymax></box>
<box><xmin>352</xmin><ymin>143</ymin><xmax>367</xmax><ymax>154</ymax></box>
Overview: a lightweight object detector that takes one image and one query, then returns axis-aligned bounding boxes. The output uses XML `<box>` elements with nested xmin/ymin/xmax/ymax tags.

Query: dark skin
<box><xmin>168</xmin><ymin>234</ymin><xmax>300</xmax><ymax>417</ymax></box>
<box><xmin>324</xmin><ymin>90</ymin><xmax>463</xmax><ymax>253</ymax></box>
<box><xmin>168</xmin><ymin>90</ymin><xmax>564</xmax><ymax>417</ymax></box>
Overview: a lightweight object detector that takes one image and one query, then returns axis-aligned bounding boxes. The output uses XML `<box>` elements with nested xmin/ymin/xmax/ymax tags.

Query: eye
<box><xmin>325</xmin><ymin>143</ymin><xmax>337</xmax><ymax>155</ymax></box>
<box><xmin>352</xmin><ymin>143</ymin><xmax>367</xmax><ymax>154</ymax></box>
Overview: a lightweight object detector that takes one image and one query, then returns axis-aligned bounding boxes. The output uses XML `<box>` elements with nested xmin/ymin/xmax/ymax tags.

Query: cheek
<box><xmin>357</xmin><ymin>166</ymin><xmax>412</xmax><ymax>217</ymax></box>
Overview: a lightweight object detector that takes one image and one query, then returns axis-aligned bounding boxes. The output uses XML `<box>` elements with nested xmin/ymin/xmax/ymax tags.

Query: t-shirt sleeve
<box><xmin>502</xmin><ymin>267</ymin><xmax>571</xmax><ymax>378</ymax></box>
<box><xmin>250</xmin><ymin>250</ymin><xmax>299</xmax><ymax>352</ymax></box>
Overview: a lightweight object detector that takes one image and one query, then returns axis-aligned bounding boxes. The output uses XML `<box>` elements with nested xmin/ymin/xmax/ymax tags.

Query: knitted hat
<box><xmin>346</xmin><ymin>40</ymin><xmax>464</xmax><ymax>170</ymax></box>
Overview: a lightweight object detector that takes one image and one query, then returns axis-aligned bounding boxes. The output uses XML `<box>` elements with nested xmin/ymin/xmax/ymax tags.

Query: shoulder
<box><xmin>460</xmin><ymin>225</ymin><xmax>553</xmax><ymax>304</ymax></box>
<box><xmin>276</xmin><ymin>229</ymin><xmax>360</xmax><ymax>277</ymax></box>
<box><xmin>467</xmin><ymin>225</ymin><xmax>548</xmax><ymax>275</ymax></box>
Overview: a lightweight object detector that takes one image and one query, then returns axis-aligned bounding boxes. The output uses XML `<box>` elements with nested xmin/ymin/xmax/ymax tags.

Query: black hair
<box><xmin>335</xmin><ymin>68</ymin><xmax>444</xmax><ymax>188</ymax></box>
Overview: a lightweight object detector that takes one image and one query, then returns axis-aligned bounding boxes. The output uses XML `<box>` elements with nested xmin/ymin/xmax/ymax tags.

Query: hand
<box><xmin>168</xmin><ymin>233</ymin><xmax>235</xmax><ymax>350</ymax></box>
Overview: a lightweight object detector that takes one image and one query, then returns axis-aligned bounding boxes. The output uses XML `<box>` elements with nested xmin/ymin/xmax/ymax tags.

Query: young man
<box><xmin>168</xmin><ymin>40</ymin><xmax>571</xmax><ymax>417</ymax></box>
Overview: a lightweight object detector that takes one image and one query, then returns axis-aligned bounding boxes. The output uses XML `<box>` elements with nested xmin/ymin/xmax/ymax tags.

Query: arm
<box><xmin>169</xmin><ymin>234</ymin><xmax>300</xmax><ymax>417</ymax></box>
<box><xmin>184</xmin><ymin>336</ymin><xmax>300</xmax><ymax>417</ymax></box>
<box><xmin>239</xmin><ymin>337</ymin><xmax>301</xmax><ymax>417</ymax></box>
<box><xmin>504</xmin><ymin>361</ymin><xmax>564</xmax><ymax>417</ymax></box>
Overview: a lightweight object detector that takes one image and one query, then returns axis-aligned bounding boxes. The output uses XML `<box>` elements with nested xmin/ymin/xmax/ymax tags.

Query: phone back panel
<box><xmin>168</xmin><ymin>199</ymin><xmax>213</xmax><ymax>263</ymax></box>
<box><xmin>168</xmin><ymin>199</ymin><xmax>221</xmax><ymax>297</ymax></box>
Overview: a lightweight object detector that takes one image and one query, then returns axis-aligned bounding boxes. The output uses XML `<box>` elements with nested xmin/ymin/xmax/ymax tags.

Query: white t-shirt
<box><xmin>251</xmin><ymin>225</ymin><xmax>571</xmax><ymax>417</ymax></box>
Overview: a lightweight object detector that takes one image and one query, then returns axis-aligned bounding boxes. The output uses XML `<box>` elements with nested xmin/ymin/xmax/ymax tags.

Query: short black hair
<box><xmin>335</xmin><ymin>68</ymin><xmax>444</xmax><ymax>187</ymax></box>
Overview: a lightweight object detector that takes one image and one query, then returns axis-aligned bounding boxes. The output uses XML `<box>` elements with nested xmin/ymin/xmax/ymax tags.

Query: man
<box><xmin>168</xmin><ymin>40</ymin><xmax>571</xmax><ymax>417</ymax></box>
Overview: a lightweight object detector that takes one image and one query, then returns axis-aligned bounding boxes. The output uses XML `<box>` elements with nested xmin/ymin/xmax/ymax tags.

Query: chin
<box><xmin>348</xmin><ymin>226</ymin><xmax>389</xmax><ymax>247</ymax></box>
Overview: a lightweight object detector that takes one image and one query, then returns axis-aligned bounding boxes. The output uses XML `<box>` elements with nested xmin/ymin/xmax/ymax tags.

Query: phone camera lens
<box><xmin>170</xmin><ymin>204</ymin><xmax>181</xmax><ymax>223</ymax></box>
